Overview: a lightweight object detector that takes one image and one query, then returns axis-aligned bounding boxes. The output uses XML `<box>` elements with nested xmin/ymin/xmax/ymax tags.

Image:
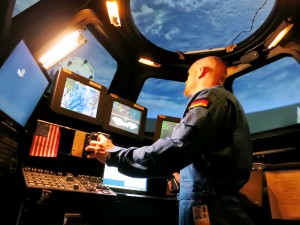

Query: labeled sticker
<box><xmin>192</xmin><ymin>205</ymin><xmax>210</xmax><ymax>225</ymax></box>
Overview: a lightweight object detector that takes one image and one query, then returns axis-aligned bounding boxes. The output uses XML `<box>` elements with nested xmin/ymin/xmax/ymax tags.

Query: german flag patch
<box><xmin>189</xmin><ymin>98</ymin><xmax>209</xmax><ymax>109</ymax></box>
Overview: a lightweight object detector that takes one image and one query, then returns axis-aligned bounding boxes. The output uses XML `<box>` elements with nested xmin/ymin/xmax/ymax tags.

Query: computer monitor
<box><xmin>50</xmin><ymin>68</ymin><xmax>107</xmax><ymax>126</ymax></box>
<box><xmin>102</xmin><ymin>93</ymin><xmax>148</xmax><ymax>141</ymax></box>
<box><xmin>0</xmin><ymin>39</ymin><xmax>50</xmax><ymax>130</ymax></box>
<box><xmin>102</xmin><ymin>164</ymin><xmax>148</xmax><ymax>195</ymax></box>
<box><xmin>153</xmin><ymin>114</ymin><xmax>181</xmax><ymax>142</ymax></box>
<box><xmin>146</xmin><ymin>115</ymin><xmax>181</xmax><ymax>196</ymax></box>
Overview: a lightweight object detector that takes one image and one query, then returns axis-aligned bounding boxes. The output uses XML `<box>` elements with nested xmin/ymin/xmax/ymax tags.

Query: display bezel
<box><xmin>102</xmin><ymin>93</ymin><xmax>147</xmax><ymax>141</ymax></box>
<box><xmin>50</xmin><ymin>68</ymin><xmax>107</xmax><ymax>126</ymax></box>
<box><xmin>153</xmin><ymin>114</ymin><xmax>181</xmax><ymax>142</ymax></box>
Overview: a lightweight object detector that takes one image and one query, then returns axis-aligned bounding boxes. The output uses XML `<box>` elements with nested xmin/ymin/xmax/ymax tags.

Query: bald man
<box><xmin>86</xmin><ymin>56</ymin><xmax>254</xmax><ymax>225</ymax></box>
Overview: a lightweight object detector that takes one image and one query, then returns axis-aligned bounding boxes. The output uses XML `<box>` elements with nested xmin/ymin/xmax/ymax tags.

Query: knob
<box><xmin>65</xmin><ymin>174</ymin><xmax>74</xmax><ymax>182</ymax></box>
<box><xmin>73</xmin><ymin>183</ymin><xmax>80</xmax><ymax>190</ymax></box>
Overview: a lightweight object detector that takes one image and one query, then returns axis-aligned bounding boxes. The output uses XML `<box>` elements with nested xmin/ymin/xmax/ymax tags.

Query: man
<box><xmin>85</xmin><ymin>56</ymin><xmax>254</xmax><ymax>225</ymax></box>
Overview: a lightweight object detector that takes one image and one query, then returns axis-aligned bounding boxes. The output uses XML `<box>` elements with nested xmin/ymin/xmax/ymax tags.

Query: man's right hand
<box><xmin>85</xmin><ymin>134</ymin><xmax>115</xmax><ymax>164</ymax></box>
<box><xmin>167</xmin><ymin>172</ymin><xmax>180</xmax><ymax>193</ymax></box>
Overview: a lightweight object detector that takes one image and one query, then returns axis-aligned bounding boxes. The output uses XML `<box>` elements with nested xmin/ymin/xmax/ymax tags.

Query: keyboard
<box><xmin>22</xmin><ymin>166</ymin><xmax>116</xmax><ymax>196</ymax></box>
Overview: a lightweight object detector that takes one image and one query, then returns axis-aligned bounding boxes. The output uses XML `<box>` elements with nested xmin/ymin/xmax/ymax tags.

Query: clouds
<box><xmin>131</xmin><ymin>0</ymin><xmax>275</xmax><ymax>51</ymax></box>
<box><xmin>137</xmin><ymin>78</ymin><xmax>187</xmax><ymax>118</ymax></box>
<box><xmin>152</xmin><ymin>0</ymin><xmax>208</xmax><ymax>13</ymax></box>
<box><xmin>234</xmin><ymin>57</ymin><xmax>300</xmax><ymax>113</ymax></box>
<box><xmin>132</xmin><ymin>3</ymin><xmax>155</xmax><ymax>17</ymax></box>
<box><xmin>138</xmin><ymin>92</ymin><xmax>186</xmax><ymax>118</ymax></box>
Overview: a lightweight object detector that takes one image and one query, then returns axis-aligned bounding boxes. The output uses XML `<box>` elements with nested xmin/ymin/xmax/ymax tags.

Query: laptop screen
<box><xmin>102</xmin><ymin>164</ymin><xmax>148</xmax><ymax>195</ymax></box>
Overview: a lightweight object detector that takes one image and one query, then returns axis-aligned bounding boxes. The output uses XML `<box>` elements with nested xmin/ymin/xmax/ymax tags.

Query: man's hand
<box><xmin>85</xmin><ymin>134</ymin><xmax>115</xmax><ymax>163</ymax></box>
<box><xmin>167</xmin><ymin>172</ymin><xmax>180</xmax><ymax>193</ymax></box>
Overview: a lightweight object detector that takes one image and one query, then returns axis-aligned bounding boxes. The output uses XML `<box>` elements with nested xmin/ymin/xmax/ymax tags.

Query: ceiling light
<box><xmin>265</xmin><ymin>19</ymin><xmax>294</xmax><ymax>49</ymax></box>
<box><xmin>106</xmin><ymin>1</ymin><xmax>121</xmax><ymax>27</ymax></box>
<box><xmin>39</xmin><ymin>30</ymin><xmax>86</xmax><ymax>70</ymax></box>
<box><xmin>138</xmin><ymin>58</ymin><xmax>161</xmax><ymax>68</ymax></box>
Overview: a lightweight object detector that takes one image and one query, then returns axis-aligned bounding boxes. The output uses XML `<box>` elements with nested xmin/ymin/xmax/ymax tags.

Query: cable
<box><xmin>231</xmin><ymin>0</ymin><xmax>269</xmax><ymax>46</ymax></box>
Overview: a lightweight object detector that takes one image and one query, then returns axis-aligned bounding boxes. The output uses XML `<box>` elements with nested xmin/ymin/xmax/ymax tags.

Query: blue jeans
<box><xmin>179</xmin><ymin>200</ymin><xmax>196</xmax><ymax>225</ymax></box>
<box><xmin>178</xmin><ymin>194</ymin><xmax>255</xmax><ymax>225</ymax></box>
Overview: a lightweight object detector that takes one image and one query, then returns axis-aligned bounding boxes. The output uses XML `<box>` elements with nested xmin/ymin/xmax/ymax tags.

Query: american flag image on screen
<box><xmin>29</xmin><ymin>121</ymin><xmax>60</xmax><ymax>157</ymax></box>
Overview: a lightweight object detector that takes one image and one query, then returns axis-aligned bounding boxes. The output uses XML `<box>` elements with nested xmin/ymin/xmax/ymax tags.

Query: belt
<box><xmin>177</xmin><ymin>189</ymin><xmax>217</xmax><ymax>200</ymax></box>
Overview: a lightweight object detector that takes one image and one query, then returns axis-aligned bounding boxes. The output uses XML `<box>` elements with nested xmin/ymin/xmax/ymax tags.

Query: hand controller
<box><xmin>167</xmin><ymin>175</ymin><xmax>180</xmax><ymax>193</ymax></box>
<box><xmin>83</xmin><ymin>132</ymin><xmax>111</xmax><ymax>157</ymax></box>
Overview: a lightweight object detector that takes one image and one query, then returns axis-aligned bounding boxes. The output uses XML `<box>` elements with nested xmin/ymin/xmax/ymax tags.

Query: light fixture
<box><xmin>265</xmin><ymin>19</ymin><xmax>294</xmax><ymax>50</ymax></box>
<box><xmin>106</xmin><ymin>1</ymin><xmax>121</xmax><ymax>27</ymax></box>
<box><xmin>184</xmin><ymin>47</ymin><xmax>225</xmax><ymax>54</ymax></box>
<box><xmin>40</xmin><ymin>30</ymin><xmax>86</xmax><ymax>70</ymax></box>
<box><xmin>138</xmin><ymin>58</ymin><xmax>161</xmax><ymax>68</ymax></box>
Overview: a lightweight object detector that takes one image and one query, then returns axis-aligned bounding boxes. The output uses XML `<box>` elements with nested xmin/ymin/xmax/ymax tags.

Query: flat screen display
<box><xmin>0</xmin><ymin>40</ymin><xmax>50</xmax><ymax>129</ymax></box>
<box><xmin>109</xmin><ymin>101</ymin><xmax>141</xmax><ymax>135</ymax></box>
<box><xmin>153</xmin><ymin>115</ymin><xmax>180</xmax><ymax>142</ymax></box>
<box><xmin>102</xmin><ymin>164</ymin><xmax>148</xmax><ymax>194</ymax></box>
<box><xmin>102</xmin><ymin>94</ymin><xmax>147</xmax><ymax>141</ymax></box>
<box><xmin>61</xmin><ymin>77</ymin><xmax>100</xmax><ymax>118</ymax></box>
<box><xmin>50</xmin><ymin>68</ymin><xmax>107</xmax><ymax>126</ymax></box>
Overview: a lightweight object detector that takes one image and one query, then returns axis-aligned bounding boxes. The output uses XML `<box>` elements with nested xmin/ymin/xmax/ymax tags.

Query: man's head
<box><xmin>184</xmin><ymin>56</ymin><xmax>227</xmax><ymax>97</ymax></box>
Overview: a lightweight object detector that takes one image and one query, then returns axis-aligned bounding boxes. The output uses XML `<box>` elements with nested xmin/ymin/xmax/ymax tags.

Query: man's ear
<box><xmin>198</xmin><ymin>66</ymin><xmax>207</xmax><ymax>79</ymax></box>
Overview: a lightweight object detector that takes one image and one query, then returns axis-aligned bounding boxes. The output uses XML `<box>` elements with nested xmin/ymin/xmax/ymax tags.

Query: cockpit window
<box><xmin>130</xmin><ymin>0</ymin><xmax>276</xmax><ymax>52</ymax></box>
<box><xmin>233</xmin><ymin>57</ymin><xmax>300</xmax><ymax>134</ymax></box>
<box><xmin>140</xmin><ymin>56</ymin><xmax>300</xmax><ymax>134</ymax></box>
<box><xmin>46</xmin><ymin>28</ymin><xmax>117</xmax><ymax>92</ymax></box>
<box><xmin>137</xmin><ymin>78</ymin><xmax>187</xmax><ymax>119</ymax></box>
<box><xmin>13</xmin><ymin>0</ymin><xmax>40</xmax><ymax>17</ymax></box>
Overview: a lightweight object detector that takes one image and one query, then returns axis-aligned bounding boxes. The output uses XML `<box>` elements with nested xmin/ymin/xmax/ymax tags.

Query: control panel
<box><xmin>0</xmin><ymin>122</ymin><xmax>18</xmax><ymax>174</ymax></box>
<box><xmin>22</xmin><ymin>166</ymin><xmax>116</xmax><ymax>196</ymax></box>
